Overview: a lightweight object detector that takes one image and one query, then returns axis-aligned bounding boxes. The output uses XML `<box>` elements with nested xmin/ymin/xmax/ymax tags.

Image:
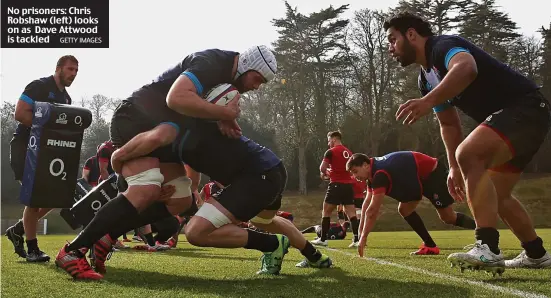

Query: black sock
<box><xmin>350</xmin><ymin>216</ymin><xmax>360</xmax><ymax>242</ymax></box>
<box><xmin>26</xmin><ymin>238</ymin><xmax>38</xmax><ymax>253</ymax></box>
<box><xmin>108</xmin><ymin>202</ymin><xmax>173</xmax><ymax>240</ymax></box>
<box><xmin>143</xmin><ymin>233</ymin><xmax>156</xmax><ymax>246</ymax></box>
<box><xmin>66</xmin><ymin>194</ymin><xmax>138</xmax><ymax>252</ymax></box>
<box><xmin>301</xmin><ymin>226</ymin><xmax>316</xmax><ymax>234</ymax></box>
<box><xmin>154</xmin><ymin>217</ymin><xmax>179</xmax><ymax>243</ymax></box>
<box><xmin>301</xmin><ymin>241</ymin><xmax>322</xmax><ymax>263</ymax></box>
<box><xmin>13</xmin><ymin>219</ymin><xmax>25</xmax><ymax>236</ymax></box>
<box><xmin>454</xmin><ymin>212</ymin><xmax>476</xmax><ymax>229</ymax></box>
<box><xmin>522</xmin><ymin>237</ymin><xmax>547</xmax><ymax>259</ymax></box>
<box><xmin>475</xmin><ymin>227</ymin><xmax>500</xmax><ymax>255</ymax></box>
<box><xmin>320</xmin><ymin>217</ymin><xmax>330</xmax><ymax>241</ymax></box>
<box><xmin>244</xmin><ymin>229</ymin><xmax>279</xmax><ymax>252</ymax></box>
<box><xmin>403</xmin><ymin>212</ymin><xmax>436</xmax><ymax>247</ymax></box>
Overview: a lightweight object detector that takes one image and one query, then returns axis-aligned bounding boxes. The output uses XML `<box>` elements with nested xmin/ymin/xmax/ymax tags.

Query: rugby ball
<box><xmin>204</xmin><ymin>83</ymin><xmax>239</xmax><ymax>106</ymax></box>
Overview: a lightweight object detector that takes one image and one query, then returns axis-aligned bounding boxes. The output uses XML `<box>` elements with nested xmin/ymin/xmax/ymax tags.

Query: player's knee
<box><xmin>250</xmin><ymin>216</ymin><xmax>274</xmax><ymax>226</ymax></box>
<box><xmin>184</xmin><ymin>224</ymin><xmax>207</xmax><ymax>247</ymax></box>
<box><xmin>398</xmin><ymin>205</ymin><xmax>411</xmax><ymax>218</ymax></box>
<box><xmin>456</xmin><ymin>144</ymin><xmax>484</xmax><ymax>172</ymax></box>
<box><xmin>439</xmin><ymin>212</ymin><xmax>456</xmax><ymax>225</ymax></box>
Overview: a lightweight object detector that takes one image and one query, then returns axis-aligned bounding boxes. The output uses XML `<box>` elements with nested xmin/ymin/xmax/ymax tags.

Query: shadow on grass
<box><xmin>100</xmin><ymin>266</ymin><xmax>470</xmax><ymax>297</ymax></box>
<box><xmin>113</xmin><ymin>248</ymin><xmax>259</xmax><ymax>261</ymax></box>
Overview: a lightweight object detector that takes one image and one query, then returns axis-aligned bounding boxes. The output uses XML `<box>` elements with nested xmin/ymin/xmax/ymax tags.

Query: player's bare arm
<box><xmin>396</xmin><ymin>53</ymin><xmax>478</xmax><ymax>124</ymax></box>
<box><xmin>436</xmin><ymin>108</ymin><xmax>466</xmax><ymax>201</ymax></box>
<box><xmin>14</xmin><ymin>100</ymin><xmax>33</xmax><ymax>127</ymax></box>
<box><xmin>98</xmin><ymin>159</ymin><xmax>110</xmax><ymax>181</ymax></box>
<box><xmin>82</xmin><ymin>168</ymin><xmax>90</xmax><ymax>182</ymax></box>
<box><xmin>358</xmin><ymin>193</ymin><xmax>383</xmax><ymax>257</ymax></box>
<box><xmin>111</xmin><ymin>124</ymin><xmax>179</xmax><ymax>173</ymax></box>
<box><xmin>358</xmin><ymin>191</ymin><xmax>373</xmax><ymax>236</ymax></box>
<box><xmin>319</xmin><ymin>160</ymin><xmax>329</xmax><ymax>180</ymax></box>
<box><xmin>166</xmin><ymin>75</ymin><xmax>240</xmax><ymax>120</ymax></box>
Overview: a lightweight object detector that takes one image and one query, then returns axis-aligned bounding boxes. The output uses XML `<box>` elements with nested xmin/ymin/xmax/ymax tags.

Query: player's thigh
<box><xmin>324</xmin><ymin>183</ymin><xmax>354</xmax><ymax>205</ymax></box>
<box><xmin>120</xmin><ymin>157</ymin><xmax>164</xmax><ymax>206</ymax></box>
<box><xmin>354</xmin><ymin>198</ymin><xmax>364</xmax><ymax>209</ymax></box>
<box><xmin>456</xmin><ymin>125</ymin><xmax>513</xmax><ymax>170</ymax></box>
<box><xmin>110</xmin><ymin>101</ymin><xmax>179</xmax><ymax>163</ymax></box>
<box><xmin>218</xmin><ymin>166</ymin><xmax>286</xmax><ymax>223</ymax></box>
<box><xmin>422</xmin><ymin>162</ymin><xmax>455</xmax><ymax>209</ymax></box>
<box><xmin>472</xmin><ymin>92</ymin><xmax>550</xmax><ymax>171</ymax></box>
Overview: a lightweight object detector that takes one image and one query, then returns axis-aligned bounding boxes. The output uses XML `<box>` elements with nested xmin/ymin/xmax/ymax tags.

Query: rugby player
<box><xmin>386</xmin><ymin>12</ymin><xmax>551</xmax><ymax>272</ymax></box>
<box><xmin>54</xmin><ymin>46</ymin><xmax>289</xmax><ymax>280</ymax></box>
<box><xmin>312</xmin><ymin>131</ymin><xmax>360</xmax><ymax>248</ymax></box>
<box><xmin>5</xmin><ymin>55</ymin><xmax>79</xmax><ymax>262</ymax></box>
<box><xmin>347</xmin><ymin>152</ymin><xmax>476</xmax><ymax>257</ymax></box>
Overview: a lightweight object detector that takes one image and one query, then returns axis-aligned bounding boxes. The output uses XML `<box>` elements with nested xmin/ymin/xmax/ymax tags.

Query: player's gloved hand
<box><xmin>217</xmin><ymin>119</ymin><xmax>242</xmax><ymax>139</ymax></box>
<box><xmin>358</xmin><ymin>233</ymin><xmax>368</xmax><ymax>257</ymax></box>
<box><xmin>395</xmin><ymin>97</ymin><xmax>433</xmax><ymax>125</ymax></box>
<box><xmin>447</xmin><ymin>166</ymin><xmax>466</xmax><ymax>202</ymax></box>
<box><xmin>158</xmin><ymin>185</ymin><xmax>176</xmax><ymax>203</ymax></box>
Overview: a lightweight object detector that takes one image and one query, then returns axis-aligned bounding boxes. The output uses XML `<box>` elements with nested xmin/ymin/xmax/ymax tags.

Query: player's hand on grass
<box><xmin>447</xmin><ymin>166</ymin><xmax>466</xmax><ymax>202</ymax></box>
<box><xmin>217</xmin><ymin>119</ymin><xmax>242</xmax><ymax>139</ymax></box>
<box><xmin>358</xmin><ymin>234</ymin><xmax>368</xmax><ymax>257</ymax></box>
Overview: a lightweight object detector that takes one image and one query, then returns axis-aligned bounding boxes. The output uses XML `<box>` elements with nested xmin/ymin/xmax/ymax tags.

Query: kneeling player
<box><xmin>347</xmin><ymin>152</ymin><xmax>476</xmax><ymax>257</ymax></box>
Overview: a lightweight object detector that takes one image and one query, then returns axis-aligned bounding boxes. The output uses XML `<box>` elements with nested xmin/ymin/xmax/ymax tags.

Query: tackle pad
<box><xmin>62</xmin><ymin>174</ymin><xmax>119</xmax><ymax>229</ymax></box>
<box><xmin>19</xmin><ymin>102</ymin><xmax>92</xmax><ymax>208</ymax></box>
<box><xmin>60</xmin><ymin>178</ymin><xmax>94</xmax><ymax>229</ymax></box>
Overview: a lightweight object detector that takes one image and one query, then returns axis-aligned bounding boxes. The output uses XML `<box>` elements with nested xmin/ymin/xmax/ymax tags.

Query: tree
<box><xmin>457</xmin><ymin>0</ymin><xmax>520</xmax><ymax>62</ymax></box>
<box><xmin>540</xmin><ymin>23</ymin><xmax>551</xmax><ymax>100</ymax></box>
<box><xmin>1</xmin><ymin>102</ymin><xmax>19</xmax><ymax>203</ymax></box>
<box><xmin>396</xmin><ymin>0</ymin><xmax>462</xmax><ymax>35</ymax></box>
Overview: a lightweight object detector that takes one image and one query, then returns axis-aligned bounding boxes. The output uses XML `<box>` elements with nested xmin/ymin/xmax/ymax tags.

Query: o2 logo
<box><xmin>49</xmin><ymin>158</ymin><xmax>67</xmax><ymax>180</ymax></box>
<box><xmin>343</xmin><ymin>151</ymin><xmax>351</xmax><ymax>159</ymax></box>
<box><xmin>90</xmin><ymin>200</ymin><xmax>103</xmax><ymax>215</ymax></box>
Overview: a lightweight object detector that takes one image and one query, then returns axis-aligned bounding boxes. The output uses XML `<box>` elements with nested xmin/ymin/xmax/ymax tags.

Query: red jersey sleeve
<box><xmin>412</xmin><ymin>152</ymin><xmax>438</xmax><ymax>180</ymax></box>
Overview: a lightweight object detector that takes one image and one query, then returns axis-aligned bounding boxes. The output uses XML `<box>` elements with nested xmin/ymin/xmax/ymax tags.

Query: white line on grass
<box><xmin>323</xmin><ymin>247</ymin><xmax>548</xmax><ymax>298</ymax></box>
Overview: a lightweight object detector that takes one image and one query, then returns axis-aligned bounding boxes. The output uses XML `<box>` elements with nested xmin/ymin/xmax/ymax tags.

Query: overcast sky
<box><xmin>1</xmin><ymin>0</ymin><xmax>550</xmax><ymax>106</ymax></box>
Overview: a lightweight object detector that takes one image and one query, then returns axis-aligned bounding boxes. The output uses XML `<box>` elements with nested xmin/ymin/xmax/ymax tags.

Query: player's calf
<box><xmin>251</xmin><ymin>213</ymin><xmax>333</xmax><ymax>269</ymax></box>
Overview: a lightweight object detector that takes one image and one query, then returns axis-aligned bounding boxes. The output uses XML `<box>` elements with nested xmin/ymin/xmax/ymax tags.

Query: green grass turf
<box><xmin>2</xmin><ymin>229</ymin><xmax>550</xmax><ymax>298</ymax></box>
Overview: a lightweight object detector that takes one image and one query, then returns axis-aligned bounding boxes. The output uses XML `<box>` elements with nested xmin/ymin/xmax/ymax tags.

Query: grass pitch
<box><xmin>2</xmin><ymin>229</ymin><xmax>550</xmax><ymax>298</ymax></box>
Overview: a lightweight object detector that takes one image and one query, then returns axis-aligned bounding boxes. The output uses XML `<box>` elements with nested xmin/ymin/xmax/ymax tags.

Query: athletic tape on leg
<box><xmin>164</xmin><ymin>176</ymin><xmax>192</xmax><ymax>198</ymax></box>
<box><xmin>250</xmin><ymin>216</ymin><xmax>273</xmax><ymax>225</ymax></box>
<box><xmin>194</xmin><ymin>202</ymin><xmax>231</xmax><ymax>228</ymax></box>
<box><xmin>125</xmin><ymin>168</ymin><xmax>164</xmax><ymax>187</ymax></box>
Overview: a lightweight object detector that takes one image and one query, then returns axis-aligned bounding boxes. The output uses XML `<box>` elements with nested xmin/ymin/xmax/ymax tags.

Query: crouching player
<box><xmin>347</xmin><ymin>152</ymin><xmax>476</xmax><ymax>257</ymax></box>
